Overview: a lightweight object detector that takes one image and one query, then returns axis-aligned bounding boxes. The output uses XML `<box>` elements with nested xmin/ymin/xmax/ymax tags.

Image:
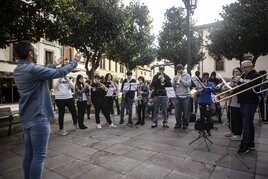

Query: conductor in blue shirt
<box><xmin>13</xmin><ymin>40</ymin><xmax>81</xmax><ymax>179</ymax></box>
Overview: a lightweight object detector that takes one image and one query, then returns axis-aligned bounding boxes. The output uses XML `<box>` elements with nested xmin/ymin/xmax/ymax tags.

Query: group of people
<box><xmin>13</xmin><ymin>40</ymin><xmax>267</xmax><ymax>179</ymax></box>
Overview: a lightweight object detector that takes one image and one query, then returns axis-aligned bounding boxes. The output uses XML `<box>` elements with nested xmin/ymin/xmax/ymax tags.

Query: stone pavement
<box><xmin>0</xmin><ymin>111</ymin><xmax>268</xmax><ymax>179</ymax></box>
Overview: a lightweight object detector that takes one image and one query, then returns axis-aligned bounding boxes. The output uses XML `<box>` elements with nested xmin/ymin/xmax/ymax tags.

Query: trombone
<box><xmin>215</xmin><ymin>73</ymin><xmax>268</xmax><ymax>102</ymax></box>
<box><xmin>215</xmin><ymin>72</ymin><xmax>268</xmax><ymax>99</ymax></box>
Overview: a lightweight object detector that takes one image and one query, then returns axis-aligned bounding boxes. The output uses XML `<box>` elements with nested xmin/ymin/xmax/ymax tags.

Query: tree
<box><xmin>105</xmin><ymin>1</ymin><xmax>155</xmax><ymax>70</ymax></box>
<box><xmin>157</xmin><ymin>7</ymin><xmax>203</xmax><ymax>73</ymax></box>
<box><xmin>58</xmin><ymin>0</ymin><xmax>125</xmax><ymax>79</ymax></box>
<box><xmin>0</xmin><ymin>0</ymin><xmax>80</xmax><ymax>48</ymax></box>
<box><xmin>207</xmin><ymin>0</ymin><xmax>268</xmax><ymax>65</ymax></box>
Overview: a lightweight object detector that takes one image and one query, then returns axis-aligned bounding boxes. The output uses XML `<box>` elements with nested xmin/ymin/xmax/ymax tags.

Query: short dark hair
<box><xmin>176</xmin><ymin>64</ymin><xmax>183</xmax><ymax>70</ymax></box>
<box><xmin>202</xmin><ymin>72</ymin><xmax>209</xmax><ymax>77</ymax></box>
<box><xmin>126</xmin><ymin>71</ymin><xmax>132</xmax><ymax>76</ymax></box>
<box><xmin>15</xmin><ymin>40</ymin><xmax>34</xmax><ymax>59</ymax></box>
<box><xmin>138</xmin><ymin>76</ymin><xmax>145</xmax><ymax>82</ymax></box>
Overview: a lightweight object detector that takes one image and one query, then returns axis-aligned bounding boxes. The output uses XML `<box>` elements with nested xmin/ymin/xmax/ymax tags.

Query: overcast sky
<box><xmin>122</xmin><ymin>0</ymin><xmax>237</xmax><ymax>36</ymax></box>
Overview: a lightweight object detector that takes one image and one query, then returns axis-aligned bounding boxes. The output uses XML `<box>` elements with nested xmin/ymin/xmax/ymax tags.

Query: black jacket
<box><xmin>235</xmin><ymin>70</ymin><xmax>261</xmax><ymax>104</ymax></box>
<box><xmin>150</xmin><ymin>72</ymin><xmax>172</xmax><ymax>97</ymax></box>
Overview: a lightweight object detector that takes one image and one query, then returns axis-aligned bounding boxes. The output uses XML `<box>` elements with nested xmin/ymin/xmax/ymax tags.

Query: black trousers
<box><xmin>230</xmin><ymin>106</ymin><xmax>242</xmax><ymax>135</ymax></box>
<box><xmin>55</xmin><ymin>98</ymin><xmax>77</xmax><ymax>130</ymax></box>
<box><xmin>113</xmin><ymin>96</ymin><xmax>121</xmax><ymax>114</ymax></box>
<box><xmin>86</xmin><ymin>104</ymin><xmax>92</xmax><ymax>119</ymax></box>
<box><xmin>199</xmin><ymin>104</ymin><xmax>212</xmax><ymax>133</ymax></box>
<box><xmin>106</xmin><ymin>97</ymin><xmax>114</xmax><ymax>115</ymax></box>
<box><xmin>259</xmin><ymin>96</ymin><xmax>268</xmax><ymax>121</ymax></box>
<box><xmin>93</xmin><ymin>99</ymin><xmax>112</xmax><ymax>124</ymax></box>
<box><xmin>137</xmin><ymin>101</ymin><xmax>147</xmax><ymax>123</ymax></box>
<box><xmin>77</xmin><ymin>101</ymin><xmax>87</xmax><ymax>127</ymax></box>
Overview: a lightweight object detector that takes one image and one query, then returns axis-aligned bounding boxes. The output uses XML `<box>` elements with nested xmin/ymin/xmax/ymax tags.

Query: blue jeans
<box><xmin>23</xmin><ymin>116</ymin><xmax>51</xmax><ymax>179</ymax></box>
<box><xmin>240</xmin><ymin>103</ymin><xmax>258</xmax><ymax>148</ymax></box>
<box><xmin>153</xmin><ymin>96</ymin><xmax>168</xmax><ymax>124</ymax></box>
<box><xmin>120</xmin><ymin>97</ymin><xmax>134</xmax><ymax>123</ymax></box>
<box><xmin>175</xmin><ymin>96</ymin><xmax>190</xmax><ymax>127</ymax></box>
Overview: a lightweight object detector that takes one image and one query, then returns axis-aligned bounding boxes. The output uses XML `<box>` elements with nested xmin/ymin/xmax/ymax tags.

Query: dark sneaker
<box><xmin>151</xmin><ymin>123</ymin><xmax>157</xmax><ymax>128</ymax></box>
<box><xmin>182</xmin><ymin>126</ymin><xmax>188</xmax><ymax>130</ymax></box>
<box><xmin>79</xmin><ymin>125</ymin><xmax>88</xmax><ymax>129</ymax></box>
<box><xmin>174</xmin><ymin>125</ymin><xmax>181</xmax><ymax>129</ymax></box>
<box><xmin>163</xmin><ymin>124</ymin><xmax>169</xmax><ymax>128</ymax></box>
<box><xmin>135</xmin><ymin>121</ymin><xmax>141</xmax><ymax>125</ymax></box>
<box><xmin>119</xmin><ymin>120</ymin><xmax>124</xmax><ymax>125</ymax></box>
<box><xmin>237</xmin><ymin>147</ymin><xmax>250</xmax><ymax>154</ymax></box>
<box><xmin>248</xmin><ymin>144</ymin><xmax>256</xmax><ymax>150</ymax></box>
<box><xmin>141</xmin><ymin>122</ymin><xmax>145</xmax><ymax>125</ymax></box>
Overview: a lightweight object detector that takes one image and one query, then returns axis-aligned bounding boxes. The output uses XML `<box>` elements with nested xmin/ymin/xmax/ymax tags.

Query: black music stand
<box><xmin>122</xmin><ymin>82</ymin><xmax>138</xmax><ymax>129</ymax></box>
<box><xmin>189</xmin><ymin>106</ymin><xmax>213</xmax><ymax>152</ymax></box>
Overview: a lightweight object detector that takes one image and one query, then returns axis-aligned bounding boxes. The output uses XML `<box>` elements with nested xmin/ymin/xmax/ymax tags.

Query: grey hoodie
<box><xmin>172</xmin><ymin>72</ymin><xmax>191</xmax><ymax>97</ymax></box>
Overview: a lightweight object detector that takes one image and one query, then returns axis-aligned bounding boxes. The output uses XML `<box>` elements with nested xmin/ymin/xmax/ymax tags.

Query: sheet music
<box><xmin>191</xmin><ymin>77</ymin><xmax>203</xmax><ymax>88</ymax></box>
<box><xmin>122</xmin><ymin>83</ymin><xmax>138</xmax><ymax>92</ymax></box>
<box><xmin>106</xmin><ymin>88</ymin><xmax>116</xmax><ymax>96</ymax></box>
<box><xmin>165</xmin><ymin>87</ymin><xmax>176</xmax><ymax>98</ymax></box>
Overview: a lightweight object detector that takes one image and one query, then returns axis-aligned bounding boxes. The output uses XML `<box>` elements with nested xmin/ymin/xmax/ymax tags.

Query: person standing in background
<box><xmin>150</xmin><ymin>65</ymin><xmax>172</xmax><ymax>128</ymax></box>
<box><xmin>85</xmin><ymin>79</ymin><xmax>92</xmax><ymax>120</ymax></box>
<box><xmin>75</xmin><ymin>74</ymin><xmax>88</xmax><ymax>129</ymax></box>
<box><xmin>53</xmin><ymin>75</ymin><xmax>79</xmax><ymax>136</ymax></box>
<box><xmin>13</xmin><ymin>40</ymin><xmax>80</xmax><ymax>179</ymax></box>
<box><xmin>173</xmin><ymin>64</ymin><xmax>192</xmax><ymax>129</ymax></box>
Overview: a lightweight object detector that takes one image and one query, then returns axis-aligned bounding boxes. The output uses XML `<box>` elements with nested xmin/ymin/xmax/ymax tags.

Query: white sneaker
<box><xmin>59</xmin><ymin>130</ymin><xmax>68</xmax><ymax>136</ymax></box>
<box><xmin>73</xmin><ymin>125</ymin><xmax>79</xmax><ymax>131</ymax></box>
<box><xmin>109</xmin><ymin>123</ymin><xmax>117</xmax><ymax>128</ymax></box>
<box><xmin>96</xmin><ymin>124</ymin><xmax>102</xmax><ymax>129</ymax></box>
<box><xmin>224</xmin><ymin>132</ymin><xmax>232</xmax><ymax>137</ymax></box>
<box><xmin>231</xmin><ymin>135</ymin><xmax>242</xmax><ymax>141</ymax></box>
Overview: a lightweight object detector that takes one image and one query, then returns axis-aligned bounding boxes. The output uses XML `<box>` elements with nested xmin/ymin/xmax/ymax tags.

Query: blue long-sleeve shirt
<box><xmin>13</xmin><ymin>59</ymin><xmax>77</xmax><ymax>128</ymax></box>
<box><xmin>198</xmin><ymin>81</ymin><xmax>217</xmax><ymax>105</ymax></box>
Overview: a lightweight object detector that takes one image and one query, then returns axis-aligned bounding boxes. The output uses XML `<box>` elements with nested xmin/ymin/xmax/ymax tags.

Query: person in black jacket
<box><xmin>234</xmin><ymin>60</ymin><xmax>261</xmax><ymax>154</ymax></box>
<box><xmin>119</xmin><ymin>71</ymin><xmax>137</xmax><ymax>125</ymax></box>
<box><xmin>91</xmin><ymin>75</ymin><xmax>117</xmax><ymax>129</ymax></box>
<box><xmin>150</xmin><ymin>65</ymin><xmax>172</xmax><ymax>128</ymax></box>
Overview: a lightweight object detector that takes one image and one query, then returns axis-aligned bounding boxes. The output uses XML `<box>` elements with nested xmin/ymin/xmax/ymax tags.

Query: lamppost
<box><xmin>183</xmin><ymin>0</ymin><xmax>197</xmax><ymax>74</ymax></box>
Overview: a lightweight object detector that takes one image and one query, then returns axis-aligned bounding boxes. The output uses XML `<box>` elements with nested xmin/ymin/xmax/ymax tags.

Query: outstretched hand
<box><xmin>53</xmin><ymin>56</ymin><xmax>63</xmax><ymax>66</ymax></box>
<box><xmin>75</xmin><ymin>52</ymin><xmax>82</xmax><ymax>62</ymax></box>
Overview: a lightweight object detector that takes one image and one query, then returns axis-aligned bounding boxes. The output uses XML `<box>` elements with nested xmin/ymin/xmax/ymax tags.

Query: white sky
<box><xmin>122</xmin><ymin>0</ymin><xmax>237</xmax><ymax>36</ymax></box>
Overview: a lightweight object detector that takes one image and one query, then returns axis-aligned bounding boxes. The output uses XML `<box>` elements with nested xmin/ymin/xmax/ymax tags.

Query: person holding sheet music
<box><xmin>136</xmin><ymin>76</ymin><xmax>149</xmax><ymax>125</ymax></box>
<box><xmin>173</xmin><ymin>64</ymin><xmax>192</xmax><ymax>129</ymax></box>
<box><xmin>91</xmin><ymin>75</ymin><xmax>117</xmax><ymax>129</ymax></box>
<box><xmin>119</xmin><ymin>71</ymin><xmax>137</xmax><ymax>125</ymax></box>
<box><xmin>150</xmin><ymin>65</ymin><xmax>172</xmax><ymax>128</ymax></box>
<box><xmin>104</xmin><ymin>73</ymin><xmax>117</xmax><ymax>115</ymax></box>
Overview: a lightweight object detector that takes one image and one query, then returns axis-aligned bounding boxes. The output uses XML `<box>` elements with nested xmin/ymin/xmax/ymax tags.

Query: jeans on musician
<box><xmin>153</xmin><ymin>96</ymin><xmax>168</xmax><ymax>124</ymax></box>
<box><xmin>137</xmin><ymin>101</ymin><xmax>147</xmax><ymax>124</ymax></box>
<box><xmin>23</xmin><ymin>117</ymin><xmax>50</xmax><ymax>179</ymax></box>
<box><xmin>120</xmin><ymin>97</ymin><xmax>134</xmax><ymax>124</ymax></box>
<box><xmin>175</xmin><ymin>96</ymin><xmax>190</xmax><ymax>127</ymax></box>
<box><xmin>240</xmin><ymin>103</ymin><xmax>258</xmax><ymax>149</ymax></box>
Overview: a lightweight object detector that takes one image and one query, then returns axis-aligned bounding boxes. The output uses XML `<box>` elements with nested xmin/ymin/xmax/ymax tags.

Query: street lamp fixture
<box><xmin>183</xmin><ymin>0</ymin><xmax>197</xmax><ymax>74</ymax></box>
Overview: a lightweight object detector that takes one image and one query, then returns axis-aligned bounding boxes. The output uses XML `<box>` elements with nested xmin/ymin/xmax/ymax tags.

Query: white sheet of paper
<box><xmin>106</xmin><ymin>88</ymin><xmax>116</xmax><ymax>96</ymax></box>
<box><xmin>123</xmin><ymin>83</ymin><xmax>138</xmax><ymax>91</ymax></box>
<box><xmin>165</xmin><ymin>87</ymin><xmax>176</xmax><ymax>98</ymax></box>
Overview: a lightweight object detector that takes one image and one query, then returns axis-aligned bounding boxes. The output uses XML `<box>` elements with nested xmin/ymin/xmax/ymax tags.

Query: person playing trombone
<box><xmin>173</xmin><ymin>64</ymin><xmax>192</xmax><ymax>129</ymax></box>
<box><xmin>233</xmin><ymin>60</ymin><xmax>261</xmax><ymax>154</ymax></box>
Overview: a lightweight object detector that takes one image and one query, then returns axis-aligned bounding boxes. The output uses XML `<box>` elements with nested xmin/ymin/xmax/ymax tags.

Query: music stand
<box><xmin>189</xmin><ymin>106</ymin><xmax>213</xmax><ymax>152</ymax></box>
<box><xmin>122</xmin><ymin>83</ymin><xmax>138</xmax><ymax>129</ymax></box>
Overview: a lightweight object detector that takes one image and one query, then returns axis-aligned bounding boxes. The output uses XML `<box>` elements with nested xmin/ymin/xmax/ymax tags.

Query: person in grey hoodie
<box><xmin>173</xmin><ymin>64</ymin><xmax>192</xmax><ymax>129</ymax></box>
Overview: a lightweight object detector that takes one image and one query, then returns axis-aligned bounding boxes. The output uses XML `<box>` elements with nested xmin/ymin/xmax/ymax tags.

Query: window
<box><xmin>120</xmin><ymin>65</ymin><xmax>124</xmax><ymax>73</ymax></box>
<box><xmin>109</xmin><ymin>60</ymin><xmax>111</xmax><ymax>71</ymax></box>
<box><xmin>144</xmin><ymin>72</ymin><xmax>146</xmax><ymax>75</ymax></box>
<box><xmin>115</xmin><ymin>62</ymin><xmax>118</xmax><ymax>72</ymax></box>
<box><xmin>141</xmin><ymin>71</ymin><xmax>143</xmax><ymax>75</ymax></box>
<box><xmin>12</xmin><ymin>43</ymin><xmax>20</xmax><ymax>62</ymax></box>
<box><xmin>215</xmin><ymin>59</ymin><xmax>224</xmax><ymax>71</ymax></box>
<box><xmin>69</xmin><ymin>49</ymin><xmax>72</xmax><ymax>61</ymax></box>
<box><xmin>45</xmin><ymin>51</ymin><xmax>53</xmax><ymax>65</ymax></box>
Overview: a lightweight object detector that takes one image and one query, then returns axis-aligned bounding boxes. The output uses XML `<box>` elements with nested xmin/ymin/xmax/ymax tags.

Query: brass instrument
<box><xmin>215</xmin><ymin>72</ymin><xmax>267</xmax><ymax>99</ymax></box>
<box><xmin>159</xmin><ymin>72</ymin><xmax>165</xmax><ymax>86</ymax></box>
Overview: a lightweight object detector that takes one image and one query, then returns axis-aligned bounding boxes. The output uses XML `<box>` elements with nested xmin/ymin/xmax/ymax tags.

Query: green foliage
<box><xmin>105</xmin><ymin>1</ymin><xmax>156</xmax><ymax>70</ymax></box>
<box><xmin>157</xmin><ymin>7</ymin><xmax>203</xmax><ymax>72</ymax></box>
<box><xmin>207</xmin><ymin>0</ymin><xmax>268</xmax><ymax>64</ymax></box>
